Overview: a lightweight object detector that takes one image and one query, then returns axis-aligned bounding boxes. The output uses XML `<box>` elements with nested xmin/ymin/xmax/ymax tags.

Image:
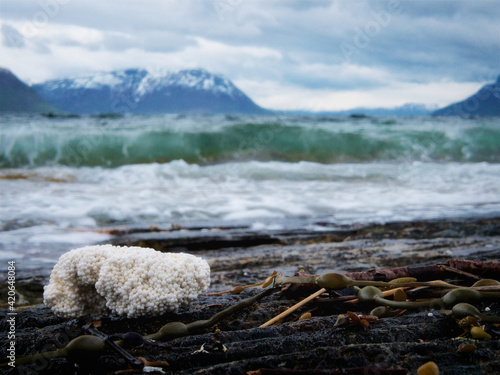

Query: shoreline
<box><xmin>1</xmin><ymin>215</ymin><xmax>499</xmax><ymax>374</ymax></box>
<box><xmin>2</xmin><ymin>215</ymin><xmax>500</xmax><ymax>305</ymax></box>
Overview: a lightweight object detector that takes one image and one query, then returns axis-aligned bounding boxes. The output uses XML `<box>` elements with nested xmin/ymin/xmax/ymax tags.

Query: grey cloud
<box><xmin>346</xmin><ymin>2</ymin><xmax>500</xmax><ymax>82</ymax></box>
<box><xmin>281</xmin><ymin>0</ymin><xmax>332</xmax><ymax>11</ymax></box>
<box><xmin>0</xmin><ymin>0</ymin><xmax>498</xmax><ymax>93</ymax></box>
<box><xmin>1</xmin><ymin>23</ymin><xmax>26</xmax><ymax>48</ymax></box>
<box><xmin>33</xmin><ymin>41</ymin><xmax>51</xmax><ymax>54</ymax></box>
<box><xmin>130</xmin><ymin>31</ymin><xmax>197</xmax><ymax>53</ymax></box>
<box><xmin>208</xmin><ymin>0</ymin><xmax>500</xmax><ymax>91</ymax></box>
<box><xmin>281</xmin><ymin>71</ymin><xmax>385</xmax><ymax>90</ymax></box>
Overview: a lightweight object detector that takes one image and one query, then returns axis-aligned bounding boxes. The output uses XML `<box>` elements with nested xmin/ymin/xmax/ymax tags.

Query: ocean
<box><xmin>1</xmin><ymin>113</ymin><xmax>499</xmax><ymax>270</ymax></box>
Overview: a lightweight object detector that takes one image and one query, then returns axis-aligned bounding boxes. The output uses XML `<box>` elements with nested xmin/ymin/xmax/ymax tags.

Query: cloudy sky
<box><xmin>0</xmin><ymin>0</ymin><xmax>499</xmax><ymax>111</ymax></box>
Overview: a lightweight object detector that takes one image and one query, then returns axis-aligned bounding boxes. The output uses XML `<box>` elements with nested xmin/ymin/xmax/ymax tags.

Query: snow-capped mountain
<box><xmin>33</xmin><ymin>69</ymin><xmax>268</xmax><ymax>115</ymax></box>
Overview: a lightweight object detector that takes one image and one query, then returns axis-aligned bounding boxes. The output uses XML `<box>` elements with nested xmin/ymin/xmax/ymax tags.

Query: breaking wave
<box><xmin>1</xmin><ymin>114</ymin><xmax>499</xmax><ymax>168</ymax></box>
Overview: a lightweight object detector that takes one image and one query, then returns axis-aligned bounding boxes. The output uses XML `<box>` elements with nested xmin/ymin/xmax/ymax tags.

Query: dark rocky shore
<box><xmin>1</xmin><ymin>217</ymin><xmax>500</xmax><ymax>374</ymax></box>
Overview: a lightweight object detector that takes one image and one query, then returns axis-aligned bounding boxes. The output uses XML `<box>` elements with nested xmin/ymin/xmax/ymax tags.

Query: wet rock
<box><xmin>1</xmin><ymin>217</ymin><xmax>499</xmax><ymax>374</ymax></box>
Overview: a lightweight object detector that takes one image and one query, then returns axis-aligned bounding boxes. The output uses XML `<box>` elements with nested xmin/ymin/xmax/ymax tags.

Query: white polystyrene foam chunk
<box><xmin>43</xmin><ymin>245</ymin><xmax>210</xmax><ymax>318</ymax></box>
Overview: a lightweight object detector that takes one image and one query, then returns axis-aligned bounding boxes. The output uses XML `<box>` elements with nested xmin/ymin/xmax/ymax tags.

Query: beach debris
<box><xmin>43</xmin><ymin>244</ymin><xmax>210</xmax><ymax>317</ymax></box>
<box><xmin>145</xmin><ymin>321</ymin><xmax>189</xmax><ymax>341</ymax></box>
<box><xmin>0</xmin><ymin>288</ymin><xmax>275</xmax><ymax>369</ymax></box>
<box><xmin>448</xmin><ymin>302</ymin><xmax>500</xmax><ymax>323</ymax></box>
<box><xmin>370</xmin><ymin>306</ymin><xmax>390</xmax><ymax>318</ymax></box>
<box><xmin>110</xmin><ymin>365</ymin><xmax>166</xmax><ymax>374</ymax></box>
<box><xmin>438</xmin><ymin>264</ymin><xmax>483</xmax><ymax>280</ymax></box>
<box><xmin>136</xmin><ymin>358</ymin><xmax>170</xmax><ymax>368</ymax></box>
<box><xmin>191</xmin><ymin>343</ymin><xmax>210</xmax><ymax>355</ymax></box>
<box><xmin>298</xmin><ymin>312</ymin><xmax>312</xmax><ymax>320</ymax></box>
<box><xmin>470</xmin><ymin>326</ymin><xmax>492</xmax><ymax>340</ymax></box>
<box><xmin>8</xmin><ymin>258</ymin><xmax>499</xmax><ymax>373</ymax></box>
<box><xmin>0</xmin><ymin>335</ymin><xmax>106</xmax><ymax>368</ymax></box>
<box><xmin>417</xmin><ymin>361</ymin><xmax>439</xmax><ymax>375</ymax></box>
<box><xmin>82</xmin><ymin>324</ymin><xmax>145</xmax><ymax>369</ymax></box>
<box><xmin>393</xmin><ymin>289</ymin><xmax>407</xmax><ymax>302</ymax></box>
<box><xmin>119</xmin><ymin>332</ymin><xmax>147</xmax><ymax>349</ymax></box>
<box><xmin>275</xmin><ymin>272</ymin><xmax>458</xmax><ymax>291</ymax></box>
<box><xmin>342</xmin><ymin>259</ymin><xmax>500</xmax><ymax>282</ymax></box>
<box><xmin>260</xmin><ymin>288</ymin><xmax>326</xmax><ymax>327</ymax></box>
<box><xmin>470</xmin><ymin>279</ymin><xmax>500</xmax><ymax>287</ymax></box>
<box><xmin>332</xmin><ymin>311</ymin><xmax>376</xmax><ymax>329</ymax></box>
<box><xmin>456</xmin><ymin>315</ymin><xmax>480</xmax><ymax>333</ymax></box>
<box><xmin>347</xmin><ymin>286</ymin><xmax>410</xmax><ymax>305</ymax></box>
<box><xmin>207</xmin><ymin>270</ymin><xmax>278</xmax><ymax>295</ymax></box>
<box><xmin>146</xmin><ymin>287</ymin><xmax>278</xmax><ymax>341</ymax></box>
<box><xmin>457</xmin><ymin>343</ymin><xmax>477</xmax><ymax>353</ymax></box>
<box><xmin>357</xmin><ymin>285</ymin><xmax>500</xmax><ymax>309</ymax></box>
<box><xmin>332</xmin><ymin>314</ymin><xmax>348</xmax><ymax>329</ymax></box>
<box><xmin>388</xmin><ymin>277</ymin><xmax>418</xmax><ymax>283</ymax></box>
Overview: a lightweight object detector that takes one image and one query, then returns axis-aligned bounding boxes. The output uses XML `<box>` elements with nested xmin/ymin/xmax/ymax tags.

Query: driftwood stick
<box><xmin>344</xmin><ymin>259</ymin><xmax>500</xmax><ymax>282</ymax></box>
<box><xmin>345</xmin><ymin>265</ymin><xmax>441</xmax><ymax>281</ymax></box>
<box><xmin>439</xmin><ymin>265</ymin><xmax>482</xmax><ymax>280</ymax></box>
<box><xmin>447</xmin><ymin>259</ymin><xmax>500</xmax><ymax>278</ymax></box>
<box><xmin>260</xmin><ymin>288</ymin><xmax>326</xmax><ymax>327</ymax></box>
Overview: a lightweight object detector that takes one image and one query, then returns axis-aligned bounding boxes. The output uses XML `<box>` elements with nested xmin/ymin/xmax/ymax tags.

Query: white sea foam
<box><xmin>1</xmin><ymin>161</ymin><xmax>499</xmax><ymax>246</ymax></box>
<box><xmin>3</xmin><ymin>161</ymin><xmax>500</xmax><ymax>223</ymax></box>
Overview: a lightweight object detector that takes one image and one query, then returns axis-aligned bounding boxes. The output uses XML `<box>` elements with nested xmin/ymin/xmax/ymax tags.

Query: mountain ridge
<box><xmin>33</xmin><ymin>68</ymin><xmax>269</xmax><ymax>115</ymax></box>
<box><xmin>3</xmin><ymin>66</ymin><xmax>498</xmax><ymax>116</ymax></box>
<box><xmin>432</xmin><ymin>75</ymin><xmax>500</xmax><ymax>116</ymax></box>
<box><xmin>0</xmin><ymin>68</ymin><xmax>58</xmax><ymax>114</ymax></box>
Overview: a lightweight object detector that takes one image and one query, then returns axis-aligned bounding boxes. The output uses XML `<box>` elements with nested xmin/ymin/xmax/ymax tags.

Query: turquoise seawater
<box><xmin>1</xmin><ymin>114</ymin><xmax>500</xmax><ymax>167</ymax></box>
